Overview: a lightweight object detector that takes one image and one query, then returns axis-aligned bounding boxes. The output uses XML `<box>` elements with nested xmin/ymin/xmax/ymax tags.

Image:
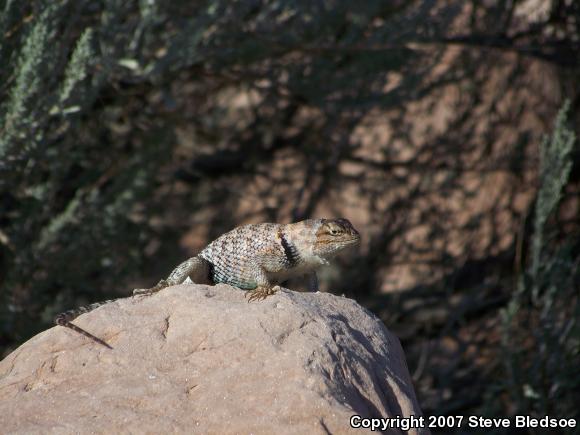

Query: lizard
<box><xmin>55</xmin><ymin>218</ymin><xmax>360</xmax><ymax>348</ymax></box>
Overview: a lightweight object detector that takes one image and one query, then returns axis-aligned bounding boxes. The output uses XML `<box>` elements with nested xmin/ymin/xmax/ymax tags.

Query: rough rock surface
<box><xmin>0</xmin><ymin>284</ymin><xmax>426</xmax><ymax>434</ymax></box>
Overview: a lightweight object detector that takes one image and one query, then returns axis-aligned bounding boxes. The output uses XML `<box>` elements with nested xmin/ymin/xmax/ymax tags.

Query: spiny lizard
<box><xmin>55</xmin><ymin>218</ymin><xmax>360</xmax><ymax>348</ymax></box>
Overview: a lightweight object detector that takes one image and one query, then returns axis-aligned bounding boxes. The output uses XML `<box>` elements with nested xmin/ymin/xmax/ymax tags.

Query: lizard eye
<box><xmin>329</xmin><ymin>228</ymin><xmax>340</xmax><ymax>236</ymax></box>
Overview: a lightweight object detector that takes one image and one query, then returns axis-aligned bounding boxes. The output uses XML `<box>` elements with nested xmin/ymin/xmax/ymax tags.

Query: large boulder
<box><xmin>0</xmin><ymin>284</ymin><xmax>427</xmax><ymax>434</ymax></box>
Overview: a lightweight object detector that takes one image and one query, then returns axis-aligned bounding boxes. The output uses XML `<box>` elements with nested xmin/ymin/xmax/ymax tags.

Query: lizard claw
<box><xmin>246</xmin><ymin>285</ymin><xmax>279</xmax><ymax>302</ymax></box>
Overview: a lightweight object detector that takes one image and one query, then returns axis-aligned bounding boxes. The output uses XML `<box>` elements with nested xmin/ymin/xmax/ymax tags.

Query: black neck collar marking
<box><xmin>279</xmin><ymin>230</ymin><xmax>301</xmax><ymax>267</ymax></box>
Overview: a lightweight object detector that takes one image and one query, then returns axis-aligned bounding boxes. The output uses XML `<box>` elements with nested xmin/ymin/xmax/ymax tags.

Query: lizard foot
<box><xmin>133</xmin><ymin>279</ymin><xmax>170</xmax><ymax>297</ymax></box>
<box><xmin>246</xmin><ymin>285</ymin><xmax>280</xmax><ymax>302</ymax></box>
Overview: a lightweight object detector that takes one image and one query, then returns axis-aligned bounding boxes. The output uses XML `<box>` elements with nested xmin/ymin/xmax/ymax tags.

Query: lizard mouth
<box><xmin>344</xmin><ymin>235</ymin><xmax>361</xmax><ymax>245</ymax></box>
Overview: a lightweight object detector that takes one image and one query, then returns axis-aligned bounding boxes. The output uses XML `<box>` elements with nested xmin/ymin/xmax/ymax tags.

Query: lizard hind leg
<box><xmin>132</xmin><ymin>256</ymin><xmax>209</xmax><ymax>296</ymax></box>
<box><xmin>132</xmin><ymin>279</ymin><xmax>169</xmax><ymax>296</ymax></box>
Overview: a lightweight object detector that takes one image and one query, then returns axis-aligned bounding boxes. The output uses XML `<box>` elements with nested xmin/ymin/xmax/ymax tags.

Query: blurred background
<box><xmin>1</xmin><ymin>0</ymin><xmax>579</xmax><ymax>431</ymax></box>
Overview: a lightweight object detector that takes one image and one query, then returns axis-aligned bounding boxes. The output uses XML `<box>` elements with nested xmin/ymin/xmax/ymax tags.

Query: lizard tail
<box><xmin>55</xmin><ymin>300</ymin><xmax>115</xmax><ymax>324</ymax></box>
<box><xmin>56</xmin><ymin>319</ymin><xmax>113</xmax><ymax>349</ymax></box>
<box><xmin>55</xmin><ymin>300</ymin><xmax>116</xmax><ymax>349</ymax></box>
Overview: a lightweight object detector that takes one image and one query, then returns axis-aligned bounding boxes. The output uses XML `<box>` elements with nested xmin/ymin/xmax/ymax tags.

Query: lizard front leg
<box><xmin>245</xmin><ymin>265</ymin><xmax>280</xmax><ymax>302</ymax></box>
<box><xmin>246</xmin><ymin>285</ymin><xmax>280</xmax><ymax>302</ymax></box>
<box><xmin>133</xmin><ymin>256</ymin><xmax>209</xmax><ymax>296</ymax></box>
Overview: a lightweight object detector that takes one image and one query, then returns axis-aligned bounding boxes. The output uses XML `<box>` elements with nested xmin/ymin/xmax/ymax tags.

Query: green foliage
<box><xmin>496</xmin><ymin>101</ymin><xmax>579</xmax><ymax>422</ymax></box>
<box><xmin>531</xmin><ymin>101</ymin><xmax>576</xmax><ymax>300</ymax></box>
<box><xmin>58</xmin><ymin>27</ymin><xmax>95</xmax><ymax>107</ymax></box>
<box><xmin>1</xmin><ymin>3</ymin><xmax>59</xmax><ymax>153</ymax></box>
<box><xmin>0</xmin><ymin>0</ymin><xmax>184</xmax><ymax>348</ymax></box>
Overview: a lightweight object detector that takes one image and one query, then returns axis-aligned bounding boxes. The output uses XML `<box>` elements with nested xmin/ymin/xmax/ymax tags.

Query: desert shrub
<box><xmin>489</xmin><ymin>101</ymin><xmax>579</xmax><ymax>424</ymax></box>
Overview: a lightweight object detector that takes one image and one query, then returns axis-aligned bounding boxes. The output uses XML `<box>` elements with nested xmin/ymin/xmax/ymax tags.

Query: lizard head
<box><xmin>314</xmin><ymin>218</ymin><xmax>360</xmax><ymax>257</ymax></box>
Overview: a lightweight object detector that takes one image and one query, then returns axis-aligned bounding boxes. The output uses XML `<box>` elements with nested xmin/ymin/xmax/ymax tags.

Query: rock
<box><xmin>0</xmin><ymin>284</ymin><xmax>427</xmax><ymax>434</ymax></box>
